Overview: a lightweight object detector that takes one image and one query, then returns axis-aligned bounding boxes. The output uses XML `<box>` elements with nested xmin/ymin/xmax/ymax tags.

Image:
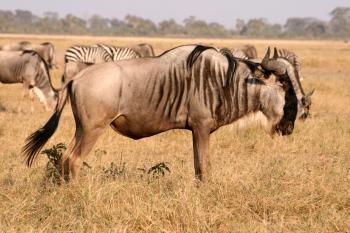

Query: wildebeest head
<box><xmin>260</xmin><ymin>47</ymin><xmax>301</xmax><ymax>135</ymax></box>
<box><xmin>275</xmin><ymin>48</ymin><xmax>313</xmax><ymax>120</ymax></box>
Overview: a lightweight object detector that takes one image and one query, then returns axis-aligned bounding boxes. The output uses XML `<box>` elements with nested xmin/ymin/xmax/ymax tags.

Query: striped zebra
<box><xmin>63</xmin><ymin>44</ymin><xmax>141</xmax><ymax>84</ymax></box>
<box><xmin>23</xmin><ymin>44</ymin><xmax>309</xmax><ymax>182</ymax></box>
<box><xmin>96</xmin><ymin>44</ymin><xmax>141</xmax><ymax>61</ymax></box>
<box><xmin>63</xmin><ymin>45</ymin><xmax>113</xmax><ymax>83</ymax></box>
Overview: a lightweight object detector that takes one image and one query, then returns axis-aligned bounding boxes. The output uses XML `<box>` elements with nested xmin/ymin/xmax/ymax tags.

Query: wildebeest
<box><xmin>130</xmin><ymin>43</ymin><xmax>155</xmax><ymax>57</ymax></box>
<box><xmin>231</xmin><ymin>44</ymin><xmax>258</xmax><ymax>59</ymax></box>
<box><xmin>0</xmin><ymin>50</ymin><xmax>58</xmax><ymax>111</ymax></box>
<box><xmin>23</xmin><ymin>44</ymin><xmax>303</xmax><ymax>182</ymax></box>
<box><xmin>0</xmin><ymin>41</ymin><xmax>58</xmax><ymax>69</ymax></box>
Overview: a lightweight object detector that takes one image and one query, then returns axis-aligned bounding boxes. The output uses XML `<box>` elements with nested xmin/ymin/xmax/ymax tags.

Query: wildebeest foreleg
<box><xmin>192</xmin><ymin>127</ymin><xmax>211</xmax><ymax>182</ymax></box>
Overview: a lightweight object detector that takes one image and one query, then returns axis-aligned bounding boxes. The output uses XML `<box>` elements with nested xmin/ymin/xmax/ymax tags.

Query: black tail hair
<box><xmin>22</xmin><ymin>82</ymin><xmax>72</xmax><ymax>166</ymax></box>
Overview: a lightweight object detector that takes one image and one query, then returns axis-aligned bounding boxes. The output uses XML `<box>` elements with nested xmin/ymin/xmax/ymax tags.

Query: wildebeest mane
<box><xmin>187</xmin><ymin>45</ymin><xmax>238</xmax><ymax>87</ymax></box>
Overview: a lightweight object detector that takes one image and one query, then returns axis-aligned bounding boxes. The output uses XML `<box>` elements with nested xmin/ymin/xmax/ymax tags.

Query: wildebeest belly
<box><xmin>110</xmin><ymin>114</ymin><xmax>185</xmax><ymax>139</ymax></box>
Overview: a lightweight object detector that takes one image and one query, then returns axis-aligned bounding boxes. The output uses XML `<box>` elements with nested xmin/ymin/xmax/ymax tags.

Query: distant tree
<box><xmin>0</xmin><ymin>10</ymin><xmax>16</xmax><ymax>32</ymax></box>
<box><xmin>159</xmin><ymin>19</ymin><xmax>184</xmax><ymax>35</ymax></box>
<box><xmin>37</xmin><ymin>11</ymin><xmax>63</xmax><ymax>34</ymax></box>
<box><xmin>62</xmin><ymin>14</ymin><xmax>87</xmax><ymax>35</ymax></box>
<box><xmin>89</xmin><ymin>15</ymin><xmax>110</xmax><ymax>35</ymax></box>
<box><xmin>285</xmin><ymin>17</ymin><xmax>329</xmax><ymax>37</ymax></box>
<box><xmin>110</xmin><ymin>18</ymin><xmax>132</xmax><ymax>35</ymax></box>
<box><xmin>329</xmin><ymin>7</ymin><xmax>350</xmax><ymax>37</ymax></box>
<box><xmin>241</xmin><ymin>18</ymin><xmax>282</xmax><ymax>37</ymax></box>
<box><xmin>14</xmin><ymin>10</ymin><xmax>39</xmax><ymax>33</ymax></box>
<box><xmin>124</xmin><ymin>15</ymin><xmax>158</xmax><ymax>36</ymax></box>
<box><xmin>235</xmin><ymin>19</ymin><xmax>246</xmax><ymax>35</ymax></box>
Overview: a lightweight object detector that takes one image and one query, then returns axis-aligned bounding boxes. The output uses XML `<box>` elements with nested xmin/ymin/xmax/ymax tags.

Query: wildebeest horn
<box><xmin>273</xmin><ymin>47</ymin><xmax>278</xmax><ymax>59</ymax></box>
<box><xmin>306</xmin><ymin>89</ymin><xmax>315</xmax><ymax>97</ymax></box>
<box><xmin>261</xmin><ymin>47</ymin><xmax>286</xmax><ymax>75</ymax></box>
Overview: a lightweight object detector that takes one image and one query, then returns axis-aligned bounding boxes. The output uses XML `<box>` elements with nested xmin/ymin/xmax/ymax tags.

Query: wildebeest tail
<box><xmin>22</xmin><ymin>81</ymin><xmax>72</xmax><ymax>166</ymax></box>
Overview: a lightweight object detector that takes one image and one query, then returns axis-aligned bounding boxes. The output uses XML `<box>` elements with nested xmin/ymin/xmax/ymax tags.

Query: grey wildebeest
<box><xmin>23</xmin><ymin>44</ymin><xmax>303</xmax><ymax>182</ymax></box>
<box><xmin>1</xmin><ymin>41</ymin><xmax>58</xmax><ymax>69</ymax></box>
<box><xmin>0</xmin><ymin>50</ymin><xmax>58</xmax><ymax>111</ymax></box>
<box><xmin>231</xmin><ymin>44</ymin><xmax>258</xmax><ymax>59</ymax></box>
<box><xmin>130</xmin><ymin>43</ymin><xmax>155</xmax><ymax>57</ymax></box>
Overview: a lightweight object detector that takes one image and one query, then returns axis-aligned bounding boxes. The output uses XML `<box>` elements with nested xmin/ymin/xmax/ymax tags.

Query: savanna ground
<box><xmin>0</xmin><ymin>34</ymin><xmax>349</xmax><ymax>233</ymax></box>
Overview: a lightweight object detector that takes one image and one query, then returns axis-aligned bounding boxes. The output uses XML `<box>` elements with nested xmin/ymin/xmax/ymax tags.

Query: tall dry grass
<box><xmin>0</xmin><ymin>35</ymin><xmax>349</xmax><ymax>232</ymax></box>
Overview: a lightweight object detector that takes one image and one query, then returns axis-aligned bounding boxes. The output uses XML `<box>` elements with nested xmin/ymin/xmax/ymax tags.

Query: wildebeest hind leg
<box><xmin>60</xmin><ymin>133</ymin><xmax>78</xmax><ymax>182</ymax></box>
<box><xmin>69</xmin><ymin>127</ymin><xmax>103</xmax><ymax>180</ymax></box>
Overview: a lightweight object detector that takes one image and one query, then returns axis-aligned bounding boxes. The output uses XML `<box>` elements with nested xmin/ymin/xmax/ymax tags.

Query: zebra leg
<box><xmin>191</xmin><ymin>126</ymin><xmax>211</xmax><ymax>182</ymax></box>
<box><xmin>69</xmin><ymin>127</ymin><xmax>103</xmax><ymax>180</ymax></box>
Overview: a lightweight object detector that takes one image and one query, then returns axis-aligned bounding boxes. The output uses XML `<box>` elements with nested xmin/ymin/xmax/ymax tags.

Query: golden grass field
<box><xmin>0</xmin><ymin>34</ymin><xmax>349</xmax><ymax>233</ymax></box>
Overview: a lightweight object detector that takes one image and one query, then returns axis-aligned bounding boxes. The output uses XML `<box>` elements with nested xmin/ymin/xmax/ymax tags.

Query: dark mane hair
<box><xmin>22</xmin><ymin>50</ymin><xmax>57</xmax><ymax>92</ymax></box>
<box><xmin>187</xmin><ymin>45</ymin><xmax>238</xmax><ymax>87</ymax></box>
<box><xmin>41</xmin><ymin>42</ymin><xmax>53</xmax><ymax>46</ymax></box>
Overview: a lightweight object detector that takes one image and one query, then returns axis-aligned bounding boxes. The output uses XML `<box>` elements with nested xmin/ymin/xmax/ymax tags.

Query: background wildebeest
<box><xmin>0</xmin><ymin>50</ymin><xmax>57</xmax><ymax>111</ymax></box>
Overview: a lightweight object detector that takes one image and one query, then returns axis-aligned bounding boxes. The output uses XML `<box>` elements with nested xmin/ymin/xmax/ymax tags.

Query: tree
<box><xmin>241</xmin><ymin>18</ymin><xmax>282</xmax><ymax>37</ymax></box>
<box><xmin>124</xmin><ymin>15</ymin><xmax>158</xmax><ymax>36</ymax></box>
<box><xmin>159</xmin><ymin>19</ymin><xmax>184</xmax><ymax>35</ymax></box>
<box><xmin>285</xmin><ymin>17</ymin><xmax>329</xmax><ymax>37</ymax></box>
<box><xmin>37</xmin><ymin>11</ymin><xmax>63</xmax><ymax>34</ymax></box>
<box><xmin>329</xmin><ymin>7</ymin><xmax>350</xmax><ymax>37</ymax></box>
<box><xmin>89</xmin><ymin>15</ymin><xmax>110</xmax><ymax>35</ymax></box>
<box><xmin>62</xmin><ymin>14</ymin><xmax>87</xmax><ymax>34</ymax></box>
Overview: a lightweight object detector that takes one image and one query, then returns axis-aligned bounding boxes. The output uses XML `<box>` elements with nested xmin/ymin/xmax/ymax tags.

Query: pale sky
<box><xmin>0</xmin><ymin>0</ymin><xmax>348</xmax><ymax>28</ymax></box>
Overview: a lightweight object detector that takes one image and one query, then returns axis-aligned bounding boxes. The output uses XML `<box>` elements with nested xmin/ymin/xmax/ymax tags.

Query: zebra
<box><xmin>0</xmin><ymin>50</ymin><xmax>58</xmax><ymax>111</ymax></box>
<box><xmin>62</xmin><ymin>44</ymin><xmax>141</xmax><ymax>84</ymax></box>
<box><xmin>1</xmin><ymin>41</ymin><xmax>58</xmax><ymax>69</ymax></box>
<box><xmin>96</xmin><ymin>44</ymin><xmax>141</xmax><ymax>61</ymax></box>
<box><xmin>23</xmin><ymin>44</ymin><xmax>305</xmax><ymax>182</ymax></box>
<box><xmin>62</xmin><ymin>45</ymin><xmax>113</xmax><ymax>84</ymax></box>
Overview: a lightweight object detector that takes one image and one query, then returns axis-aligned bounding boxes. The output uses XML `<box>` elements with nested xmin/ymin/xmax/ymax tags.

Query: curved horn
<box><xmin>273</xmin><ymin>47</ymin><xmax>278</xmax><ymax>59</ymax></box>
<box><xmin>261</xmin><ymin>47</ymin><xmax>271</xmax><ymax>67</ymax></box>
<box><xmin>261</xmin><ymin>47</ymin><xmax>286</xmax><ymax>75</ymax></box>
<box><xmin>306</xmin><ymin>89</ymin><xmax>315</xmax><ymax>97</ymax></box>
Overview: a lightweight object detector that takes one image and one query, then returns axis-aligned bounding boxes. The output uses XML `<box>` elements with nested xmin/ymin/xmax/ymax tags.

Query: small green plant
<box><xmin>148</xmin><ymin>162</ymin><xmax>170</xmax><ymax>177</ymax></box>
<box><xmin>103</xmin><ymin>156</ymin><xmax>126</xmax><ymax>180</ymax></box>
<box><xmin>41</xmin><ymin>143</ymin><xmax>66</xmax><ymax>184</ymax></box>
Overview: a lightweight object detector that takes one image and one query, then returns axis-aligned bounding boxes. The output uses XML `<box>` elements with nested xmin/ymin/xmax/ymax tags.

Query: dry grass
<box><xmin>0</xmin><ymin>35</ymin><xmax>349</xmax><ymax>233</ymax></box>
